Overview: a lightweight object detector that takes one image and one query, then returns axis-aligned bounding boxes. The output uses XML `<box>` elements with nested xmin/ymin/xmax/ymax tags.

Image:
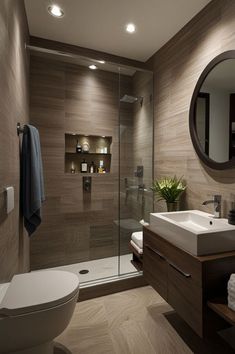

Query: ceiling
<box><xmin>24</xmin><ymin>0</ymin><xmax>211</xmax><ymax>62</ymax></box>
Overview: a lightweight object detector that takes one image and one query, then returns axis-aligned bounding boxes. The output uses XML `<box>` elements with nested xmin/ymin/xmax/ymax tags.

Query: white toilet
<box><xmin>0</xmin><ymin>270</ymin><xmax>79</xmax><ymax>354</ymax></box>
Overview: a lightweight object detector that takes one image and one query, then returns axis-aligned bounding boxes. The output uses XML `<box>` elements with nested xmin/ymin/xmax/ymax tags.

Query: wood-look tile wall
<box><xmin>0</xmin><ymin>0</ymin><xmax>29</xmax><ymax>282</ymax></box>
<box><xmin>29</xmin><ymin>56</ymin><xmax>134</xmax><ymax>269</ymax></box>
<box><xmin>150</xmin><ymin>0</ymin><xmax>235</xmax><ymax>215</ymax></box>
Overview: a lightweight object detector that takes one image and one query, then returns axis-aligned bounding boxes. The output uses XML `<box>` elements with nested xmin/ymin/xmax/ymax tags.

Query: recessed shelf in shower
<box><xmin>65</xmin><ymin>133</ymin><xmax>112</xmax><ymax>174</ymax></box>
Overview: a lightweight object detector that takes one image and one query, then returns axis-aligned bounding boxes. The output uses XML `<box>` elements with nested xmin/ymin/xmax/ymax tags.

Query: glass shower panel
<box><xmin>119</xmin><ymin>69</ymin><xmax>154</xmax><ymax>275</ymax></box>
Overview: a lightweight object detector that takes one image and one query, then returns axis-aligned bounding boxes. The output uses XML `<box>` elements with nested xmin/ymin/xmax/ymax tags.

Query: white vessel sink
<box><xmin>149</xmin><ymin>210</ymin><xmax>235</xmax><ymax>256</ymax></box>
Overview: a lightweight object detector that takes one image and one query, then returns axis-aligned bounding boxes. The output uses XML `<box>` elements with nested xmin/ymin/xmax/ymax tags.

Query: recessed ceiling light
<box><xmin>126</xmin><ymin>23</ymin><xmax>136</xmax><ymax>33</ymax></box>
<box><xmin>89</xmin><ymin>64</ymin><xmax>97</xmax><ymax>70</ymax></box>
<box><xmin>98</xmin><ymin>60</ymin><xmax>105</xmax><ymax>64</ymax></box>
<box><xmin>102</xmin><ymin>136</ymin><xmax>106</xmax><ymax>138</ymax></box>
<box><xmin>48</xmin><ymin>5</ymin><xmax>64</xmax><ymax>18</ymax></box>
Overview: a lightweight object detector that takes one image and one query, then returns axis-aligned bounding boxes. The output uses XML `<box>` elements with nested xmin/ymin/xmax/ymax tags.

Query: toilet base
<box><xmin>11</xmin><ymin>341</ymin><xmax>54</xmax><ymax>354</ymax></box>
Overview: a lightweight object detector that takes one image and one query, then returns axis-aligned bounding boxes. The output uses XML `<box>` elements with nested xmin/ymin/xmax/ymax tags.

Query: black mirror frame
<box><xmin>189</xmin><ymin>50</ymin><xmax>235</xmax><ymax>170</ymax></box>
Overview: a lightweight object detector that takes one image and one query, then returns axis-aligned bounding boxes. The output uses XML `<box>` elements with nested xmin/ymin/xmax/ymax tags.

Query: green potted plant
<box><xmin>151</xmin><ymin>176</ymin><xmax>186</xmax><ymax>212</ymax></box>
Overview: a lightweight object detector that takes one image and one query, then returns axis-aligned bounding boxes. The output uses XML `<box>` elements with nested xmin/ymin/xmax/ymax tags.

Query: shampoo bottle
<box><xmin>80</xmin><ymin>159</ymin><xmax>88</xmax><ymax>173</ymax></box>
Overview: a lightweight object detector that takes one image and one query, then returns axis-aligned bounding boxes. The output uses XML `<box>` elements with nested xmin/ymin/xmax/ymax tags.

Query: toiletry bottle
<box><xmin>82</xmin><ymin>141</ymin><xmax>90</xmax><ymax>153</ymax></box>
<box><xmin>89</xmin><ymin>161</ymin><xmax>95</xmax><ymax>174</ymax></box>
<box><xmin>71</xmin><ymin>162</ymin><xmax>75</xmax><ymax>174</ymax></box>
<box><xmin>98</xmin><ymin>160</ymin><xmax>104</xmax><ymax>173</ymax></box>
<box><xmin>80</xmin><ymin>159</ymin><xmax>88</xmax><ymax>173</ymax></box>
<box><xmin>76</xmin><ymin>140</ymin><xmax>82</xmax><ymax>153</ymax></box>
<box><xmin>101</xmin><ymin>160</ymin><xmax>106</xmax><ymax>173</ymax></box>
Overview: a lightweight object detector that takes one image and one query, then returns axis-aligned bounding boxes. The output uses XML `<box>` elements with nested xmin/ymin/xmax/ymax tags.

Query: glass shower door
<box><xmin>119</xmin><ymin>69</ymin><xmax>154</xmax><ymax>275</ymax></box>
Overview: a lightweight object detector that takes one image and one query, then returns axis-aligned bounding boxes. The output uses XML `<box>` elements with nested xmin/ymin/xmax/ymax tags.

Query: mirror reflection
<box><xmin>195</xmin><ymin>59</ymin><xmax>235</xmax><ymax>163</ymax></box>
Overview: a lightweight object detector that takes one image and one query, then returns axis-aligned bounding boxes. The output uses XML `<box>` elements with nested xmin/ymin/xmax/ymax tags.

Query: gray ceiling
<box><xmin>25</xmin><ymin>0</ymin><xmax>211</xmax><ymax>62</ymax></box>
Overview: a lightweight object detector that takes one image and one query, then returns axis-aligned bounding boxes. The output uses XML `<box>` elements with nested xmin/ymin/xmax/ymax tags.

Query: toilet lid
<box><xmin>0</xmin><ymin>270</ymin><xmax>79</xmax><ymax>316</ymax></box>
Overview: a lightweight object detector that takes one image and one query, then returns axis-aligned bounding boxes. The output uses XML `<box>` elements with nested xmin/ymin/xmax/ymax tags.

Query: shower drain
<box><xmin>79</xmin><ymin>269</ymin><xmax>89</xmax><ymax>275</ymax></box>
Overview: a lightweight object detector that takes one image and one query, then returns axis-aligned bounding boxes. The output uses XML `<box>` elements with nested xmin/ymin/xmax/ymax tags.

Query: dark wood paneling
<box><xmin>0</xmin><ymin>0</ymin><xmax>29</xmax><ymax>282</ymax></box>
<box><xmin>168</xmin><ymin>263</ymin><xmax>203</xmax><ymax>337</ymax></box>
<box><xmin>208</xmin><ymin>298</ymin><xmax>235</xmax><ymax>326</ymax></box>
<box><xmin>144</xmin><ymin>244</ymin><xmax>168</xmax><ymax>299</ymax></box>
<box><xmin>144</xmin><ymin>227</ymin><xmax>202</xmax><ymax>286</ymax></box>
<box><xmin>143</xmin><ymin>226</ymin><xmax>235</xmax><ymax>337</ymax></box>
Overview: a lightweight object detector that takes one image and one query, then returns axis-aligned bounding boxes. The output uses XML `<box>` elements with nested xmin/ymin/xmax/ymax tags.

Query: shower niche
<box><xmin>65</xmin><ymin>133</ymin><xmax>112</xmax><ymax>174</ymax></box>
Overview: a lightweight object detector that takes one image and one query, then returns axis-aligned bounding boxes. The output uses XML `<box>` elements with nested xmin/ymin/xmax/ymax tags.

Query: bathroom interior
<box><xmin>1</xmin><ymin>0</ymin><xmax>235</xmax><ymax>353</ymax></box>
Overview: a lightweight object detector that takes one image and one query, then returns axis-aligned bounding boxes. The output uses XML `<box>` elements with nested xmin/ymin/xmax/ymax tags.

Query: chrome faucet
<box><xmin>202</xmin><ymin>195</ymin><xmax>222</xmax><ymax>218</ymax></box>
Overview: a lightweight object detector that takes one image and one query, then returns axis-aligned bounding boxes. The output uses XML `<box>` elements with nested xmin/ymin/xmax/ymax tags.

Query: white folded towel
<box><xmin>228</xmin><ymin>274</ymin><xmax>235</xmax><ymax>311</ymax></box>
<box><xmin>139</xmin><ymin>219</ymin><xmax>149</xmax><ymax>226</ymax></box>
<box><xmin>228</xmin><ymin>297</ymin><xmax>235</xmax><ymax>311</ymax></box>
<box><xmin>130</xmin><ymin>240</ymin><xmax>143</xmax><ymax>255</ymax></box>
<box><xmin>131</xmin><ymin>231</ymin><xmax>143</xmax><ymax>249</ymax></box>
<box><xmin>228</xmin><ymin>292</ymin><xmax>235</xmax><ymax>299</ymax></box>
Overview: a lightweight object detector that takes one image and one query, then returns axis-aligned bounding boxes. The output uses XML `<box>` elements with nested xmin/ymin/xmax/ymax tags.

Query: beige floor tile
<box><xmin>58</xmin><ymin>324</ymin><xmax>114</xmax><ymax>354</ymax></box>
<box><xmin>57</xmin><ymin>298</ymin><xmax>114</xmax><ymax>353</ymax></box>
<box><xmin>110</xmin><ymin>319</ymin><xmax>156</xmax><ymax>354</ymax></box>
<box><xmin>138</xmin><ymin>305</ymin><xmax>192</xmax><ymax>354</ymax></box>
<box><xmin>69</xmin><ymin>298</ymin><xmax>105</xmax><ymax>326</ymax></box>
<box><xmin>102</xmin><ymin>286</ymin><xmax>165</xmax><ymax>329</ymax></box>
<box><xmin>56</xmin><ymin>286</ymin><xmax>228</xmax><ymax>354</ymax></box>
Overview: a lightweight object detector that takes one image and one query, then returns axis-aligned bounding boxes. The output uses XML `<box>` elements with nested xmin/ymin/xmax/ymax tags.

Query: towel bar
<box><xmin>17</xmin><ymin>122</ymin><xmax>25</xmax><ymax>135</ymax></box>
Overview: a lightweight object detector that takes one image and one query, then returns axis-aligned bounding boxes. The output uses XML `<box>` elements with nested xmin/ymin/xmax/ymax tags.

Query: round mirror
<box><xmin>189</xmin><ymin>51</ymin><xmax>235</xmax><ymax>170</ymax></box>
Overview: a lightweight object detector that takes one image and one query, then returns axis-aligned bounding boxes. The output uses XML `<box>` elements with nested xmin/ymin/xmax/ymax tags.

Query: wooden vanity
<box><xmin>143</xmin><ymin>226</ymin><xmax>235</xmax><ymax>338</ymax></box>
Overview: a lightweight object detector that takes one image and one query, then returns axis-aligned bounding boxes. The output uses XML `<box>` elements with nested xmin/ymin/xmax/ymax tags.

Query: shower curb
<box><xmin>78</xmin><ymin>274</ymin><xmax>147</xmax><ymax>301</ymax></box>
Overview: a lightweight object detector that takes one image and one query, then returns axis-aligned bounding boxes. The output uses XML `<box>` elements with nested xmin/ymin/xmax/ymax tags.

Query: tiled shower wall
<box><xmin>29</xmin><ymin>56</ymin><xmax>135</xmax><ymax>269</ymax></box>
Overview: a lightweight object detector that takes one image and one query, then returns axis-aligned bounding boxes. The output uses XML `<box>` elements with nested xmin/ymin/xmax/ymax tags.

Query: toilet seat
<box><xmin>0</xmin><ymin>270</ymin><xmax>79</xmax><ymax>317</ymax></box>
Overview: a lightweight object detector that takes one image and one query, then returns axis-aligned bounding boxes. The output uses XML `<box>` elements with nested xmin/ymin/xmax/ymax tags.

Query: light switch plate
<box><xmin>5</xmin><ymin>187</ymin><xmax>14</xmax><ymax>214</ymax></box>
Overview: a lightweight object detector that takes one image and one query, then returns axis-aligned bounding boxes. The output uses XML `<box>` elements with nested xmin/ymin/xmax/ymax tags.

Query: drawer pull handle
<box><xmin>146</xmin><ymin>245</ymin><xmax>166</xmax><ymax>260</ymax></box>
<box><xmin>169</xmin><ymin>262</ymin><xmax>191</xmax><ymax>278</ymax></box>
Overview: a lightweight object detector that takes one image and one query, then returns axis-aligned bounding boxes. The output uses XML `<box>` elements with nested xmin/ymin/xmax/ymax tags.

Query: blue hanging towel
<box><xmin>21</xmin><ymin>124</ymin><xmax>45</xmax><ymax>236</ymax></box>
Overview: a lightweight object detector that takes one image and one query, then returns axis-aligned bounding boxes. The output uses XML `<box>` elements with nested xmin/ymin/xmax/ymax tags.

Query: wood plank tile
<box><xmin>0</xmin><ymin>0</ymin><xmax>29</xmax><ymax>282</ymax></box>
<box><xmin>148</xmin><ymin>0</ymin><xmax>235</xmax><ymax>215</ymax></box>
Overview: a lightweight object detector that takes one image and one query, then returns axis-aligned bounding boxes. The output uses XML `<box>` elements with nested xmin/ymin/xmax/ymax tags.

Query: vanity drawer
<box><xmin>144</xmin><ymin>227</ymin><xmax>202</xmax><ymax>287</ymax></box>
<box><xmin>144</xmin><ymin>227</ymin><xmax>167</xmax><ymax>256</ymax></box>
<box><xmin>168</xmin><ymin>263</ymin><xmax>203</xmax><ymax>337</ymax></box>
<box><xmin>143</xmin><ymin>243</ymin><xmax>168</xmax><ymax>300</ymax></box>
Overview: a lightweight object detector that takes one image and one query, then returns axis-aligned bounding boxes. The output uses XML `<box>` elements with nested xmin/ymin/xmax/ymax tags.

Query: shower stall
<box><xmin>29</xmin><ymin>47</ymin><xmax>154</xmax><ymax>288</ymax></box>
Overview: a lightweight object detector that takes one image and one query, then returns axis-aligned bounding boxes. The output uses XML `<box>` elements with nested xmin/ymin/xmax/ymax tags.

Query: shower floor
<box><xmin>40</xmin><ymin>253</ymin><xmax>138</xmax><ymax>285</ymax></box>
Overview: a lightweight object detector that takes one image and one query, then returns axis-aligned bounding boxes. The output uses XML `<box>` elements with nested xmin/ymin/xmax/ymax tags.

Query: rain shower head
<box><xmin>120</xmin><ymin>94</ymin><xmax>138</xmax><ymax>103</ymax></box>
<box><xmin>120</xmin><ymin>94</ymin><xmax>143</xmax><ymax>105</ymax></box>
